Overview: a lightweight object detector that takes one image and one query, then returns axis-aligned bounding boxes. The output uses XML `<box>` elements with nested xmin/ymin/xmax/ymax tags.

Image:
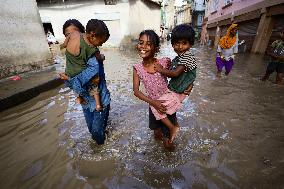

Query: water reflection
<box><xmin>0</xmin><ymin>43</ymin><xmax>283</xmax><ymax>188</ymax></box>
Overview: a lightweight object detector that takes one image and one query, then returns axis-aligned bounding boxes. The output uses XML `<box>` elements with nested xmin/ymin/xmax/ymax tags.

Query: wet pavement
<box><xmin>0</xmin><ymin>43</ymin><xmax>284</xmax><ymax>189</ymax></box>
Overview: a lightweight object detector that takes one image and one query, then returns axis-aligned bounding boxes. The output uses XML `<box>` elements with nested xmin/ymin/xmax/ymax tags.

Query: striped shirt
<box><xmin>177</xmin><ymin>50</ymin><xmax>197</xmax><ymax>72</ymax></box>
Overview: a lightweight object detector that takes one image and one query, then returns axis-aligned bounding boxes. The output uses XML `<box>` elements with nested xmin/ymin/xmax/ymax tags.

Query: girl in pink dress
<box><xmin>133</xmin><ymin>30</ymin><xmax>181</xmax><ymax>150</ymax></box>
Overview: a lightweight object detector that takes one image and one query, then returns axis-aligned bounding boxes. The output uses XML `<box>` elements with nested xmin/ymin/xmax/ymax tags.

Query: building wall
<box><xmin>207</xmin><ymin>0</ymin><xmax>263</xmax><ymax>23</ymax></box>
<box><xmin>37</xmin><ymin>0</ymin><xmax>161</xmax><ymax>46</ymax></box>
<box><xmin>129</xmin><ymin>0</ymin><xmax>161</xmax><ymax>38</ymax></box>
<box><xmin>176</xmin><ymin>5</ymin><xmax>191</xmax><ymax>25</ymax></box>
<box><xmin>0</xmin><ymin>0</ymin><xmax>52</xmax><ymax>79</ymax></box>
<box><xmin>38</xmin><ymin>1</ymin><xmax>129</xmax><ymax>46</ymax></box>
<box><xmin>203</xmin><ymin>0</ymin><xmax>284</xmax><ymax>53</ymax></box>
<box><xmin>164</xmin><ymin>0</ymin><xmax>176</xmax><ymax>31</ymax></box>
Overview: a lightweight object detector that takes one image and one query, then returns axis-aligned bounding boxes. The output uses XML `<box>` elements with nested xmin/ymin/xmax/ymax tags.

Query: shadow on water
<box><xmin>0</xmin><ymin>43</ymin><xmax>284</xmax><ymax>189</ymax></box>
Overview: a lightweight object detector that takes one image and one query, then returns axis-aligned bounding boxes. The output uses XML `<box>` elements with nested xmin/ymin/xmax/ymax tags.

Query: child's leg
<box><xmin>275</xmin><ymin>64</ymin><xmax>284</xmax><ymax>84</ymax></box>
<box><xmin>261</xmin><ymin>62</ymin><xmax>276</xmax><ymax>81</ymax></box>
<box><xmin>224</xmin><ymin>59</ymin><xmax>234</xmax><ymax>75</ymax></box>
<box><xmin>276</xmin><ymin>72</ymin><xmax>283</xmax><ymax>84</ymax></box>
<box><xmin>160</xmin><ymin>117</ymin><xmax>179</xmax><ymax>143</ymax></box>
<box><xmin>75</xmin><ymin>96</ymin><xmax>86</xmax><ymax>104</ymax></box>
<box><xmin>93</xmin><ymin>93</ymin><xmax>102</xmax><ymax>111</ymax></box>
<box><xmin>216</xmin><ymin>57</ymin><xmax>224</xmax><ymax>77</ymax></box>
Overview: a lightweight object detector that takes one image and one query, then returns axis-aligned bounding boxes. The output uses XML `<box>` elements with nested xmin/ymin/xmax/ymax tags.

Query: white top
<box><xmin>217</xmin><ymin>42</ymin><xmax>238</xmax><ymax>61</ymax></box>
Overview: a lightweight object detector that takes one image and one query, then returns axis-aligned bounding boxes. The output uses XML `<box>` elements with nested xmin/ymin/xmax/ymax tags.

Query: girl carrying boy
<box><xmin>133</xmin><ymin>24</ymin><xmax>196</xmax><ymax>150</ymax></box>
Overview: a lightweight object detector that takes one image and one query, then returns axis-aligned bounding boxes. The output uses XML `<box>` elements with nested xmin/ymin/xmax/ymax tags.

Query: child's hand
<box><xmin>95</xmin><ymin>53</ymin><xmax>105</xmax><ymax>63</ymax></box>
<box><xmin>96</xmin><ymin>104</ymin><xmax>102</xmax><ymax>111</ymax></box>
<box><xmin>151</xmin><ymin>100</ymin><xmax>167</xmax><ymax>114</ymax></box>
<box><xmin>75</xmin><ymin>96</ymin><xmax>87</xmax><ymax>105</ymax></box>
<box><xmin>154</xmin><ymin>63</ymin><xmax>163</xmax><ymax>72</ymax></box>
<box><xmin>59</xmin><ymin>73</ymin><xmax>69</xmax><ymax>80</ymax></box>
<box><xmin>183</xmin><ymin>84</ymin><xmax>194</xmax><ymax>95</ymax></box>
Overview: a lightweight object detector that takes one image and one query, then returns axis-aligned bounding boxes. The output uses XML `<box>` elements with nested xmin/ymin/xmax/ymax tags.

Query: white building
<box><xmin>37</xmin><ymin>0</ymin><xmax>162</xmax><ymax>47</ymax></box>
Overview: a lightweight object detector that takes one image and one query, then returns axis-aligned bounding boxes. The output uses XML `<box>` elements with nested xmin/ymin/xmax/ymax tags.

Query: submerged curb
<box><xmin>0</xmin><ymin>78</ymin><xmax>63</xmax><ymax>112</ymax></box>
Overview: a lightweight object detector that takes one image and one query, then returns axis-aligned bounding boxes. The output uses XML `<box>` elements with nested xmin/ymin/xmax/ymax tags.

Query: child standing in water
<box><xmin>59</xmin><ymin>19</ymin><xmax>107</xmax><ymax>111</ymax></box>
<box><xmin>153</xmin><ymin>24</ymin><xmax>197</xmax><ymax>142</ymax></box>
<box><xmin>133</xmin><ymin>30</ymin><xmax>176</xmax><ymax>150</ymax></box>
<box><xmin>215</xmin><ymin>24</ymin><xmax>238</xmax><ymax>78</ymax></box>
<box><xmin>133</xmin><ymin>29</ymin><xmax>194</xmax><ymax>150</ymax></box>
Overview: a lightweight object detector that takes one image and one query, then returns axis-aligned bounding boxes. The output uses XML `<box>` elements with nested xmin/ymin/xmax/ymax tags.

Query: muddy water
<box><xmin>0</xmin><ymin>43</ymin><xmax>284</xmax><ymax>189</ymax></box>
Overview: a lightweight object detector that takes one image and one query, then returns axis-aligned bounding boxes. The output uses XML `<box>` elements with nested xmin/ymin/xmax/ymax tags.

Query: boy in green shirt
<box><xmin>261</xmin><ymin>28</ymin><xmax>284</xmax><ymax>84</ymax></box>
<box><xmin>59</xmin><ymin>19</ymin><xmax>109</xmax><ymax>110</ymax></box>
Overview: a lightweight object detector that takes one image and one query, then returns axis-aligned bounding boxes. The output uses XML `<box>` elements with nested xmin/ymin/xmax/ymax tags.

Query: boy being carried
<box><xmin>59</xmin><ymin>19</ymin><xmax>109</xmax><ymax>111</ymax></box>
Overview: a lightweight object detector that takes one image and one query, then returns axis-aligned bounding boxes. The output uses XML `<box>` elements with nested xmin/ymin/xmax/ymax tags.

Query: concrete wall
<box><xmin>38</xmin><ymin>0</ymin><xmax>161</xmax><ymax>46</ymax></box>
<box><xmin>38</xmin><ymin>1</ymin><xmax>129</xmax><ymax>46</ymax></box>
<box><xmin>207</xmin><ymin>0</ymin><xmax>263</xmax><ymax>22</ymax></box>
<box><xmin>0</xmin><ymin>0</ymin><xmax>52</xmax><ymax>79</ymax></box>
<box><xmin>164</xmin><ymin>0</ymin><xmax>175</xmax><ymax>30</ymax></box>
<box><xmin>129</xmin><ymin>0</ymin><xmax>161</xmax><ymax>38</ymax></box>
<box><xmin>176</xmin><ymin>5</ymin><xmax>191</xmax><ymax>25</ymax></box>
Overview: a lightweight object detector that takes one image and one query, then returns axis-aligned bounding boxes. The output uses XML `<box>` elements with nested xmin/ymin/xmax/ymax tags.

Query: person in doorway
<box><xmin>215</xmin><ymin>23</ymin><xmax>238</xmax><ymax>78</ymax></box>
<box><xmin>59</xmin><ymin>19</ymin><xmax>111</xmax><ymax>145</ymax></box>
<box><xmin>261</xmin><ymin>28</ymin><xmax>284</xmax><ymax>84</ymax></box>
<box><xmin>46</xmin><ymin>30</ymin><xmax>58</xmax><ymax>46</ymax></box>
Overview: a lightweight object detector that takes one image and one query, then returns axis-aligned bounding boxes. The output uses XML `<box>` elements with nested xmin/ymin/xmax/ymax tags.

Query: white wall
<box><xmin>129</xmin><ymin>0</ymin><xmax>161</xmax><ymax>38</ymax></box>
<box><xmin>0</xmin><ymin>0</ymin><xmax>52</xmax><ymax>78</ymax></box>
<box><xmin>38</xmin><ymin>1</ymin><xmax>130</xmax><ymax>47</ymax></box>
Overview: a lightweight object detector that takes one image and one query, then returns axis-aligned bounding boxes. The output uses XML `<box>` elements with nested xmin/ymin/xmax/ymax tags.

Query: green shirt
<box><xmin>65</xmin><ymin>35</ymin><xmax>99</xmax><ymax>77</ymax></box>
<box><xmin>168</xmin><ymin>56</ymin><xmax>196</xmax><ymax>94</ymax></box>
<box><xmin>271</xmin><ymin>39</ymin><xmax>284</xmax><ymax>64</ymax></box>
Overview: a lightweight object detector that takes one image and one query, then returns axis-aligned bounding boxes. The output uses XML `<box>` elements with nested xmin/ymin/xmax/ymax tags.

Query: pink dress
<box><xmin>133</xmin><ymin>58</ymin><xmax>186</xmax><ymax>120</ymax></box>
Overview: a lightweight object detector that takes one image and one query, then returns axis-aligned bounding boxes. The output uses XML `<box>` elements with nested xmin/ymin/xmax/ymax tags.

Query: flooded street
<box><xmin>0</xmin><ymin>43</ymin><xmax>284</xmax><ymax>189</ymax></box>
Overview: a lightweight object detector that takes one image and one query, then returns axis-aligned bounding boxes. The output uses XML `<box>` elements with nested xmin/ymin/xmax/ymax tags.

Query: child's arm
<box><xmin>183</xmin><ymin>83</ymin><xmax>194</xmax><ymax>95</ymax></box>
<box><xmin>93</xmin><ymin>94</ymin><xmax>101</xmax><ymax>111</ymax></box>
<box><xmin>69</xmin><ymin>57</ymin><xmax>100</xmax><ymax>95</ymax></box>
<box><xmin>133</xmin><ymin>68</ymin><xmax>166</xmax><ymax>113</ymax></box>
<box><xmin>154</xmin><ymin>63</ymin><xmax>186</xmax><ymax>78</ymax></box>
<box><xmin>60</xmin><ymin>35</ymin><xmax>70</xmax><ymax>50</ymax></box>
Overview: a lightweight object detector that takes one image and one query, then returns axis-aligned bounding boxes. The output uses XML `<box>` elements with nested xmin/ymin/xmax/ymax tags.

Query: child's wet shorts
<box><xmin>149</xmin><ymin>107</ymin><xmax>177</xmax><ymax>138</ymax></box>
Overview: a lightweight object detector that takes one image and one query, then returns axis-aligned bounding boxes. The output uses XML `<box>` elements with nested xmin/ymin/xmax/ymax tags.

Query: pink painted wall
<box><xmin>206</xmin><ymin>0</ymin><xmax>264</xmax><ymax>22</ymax></box>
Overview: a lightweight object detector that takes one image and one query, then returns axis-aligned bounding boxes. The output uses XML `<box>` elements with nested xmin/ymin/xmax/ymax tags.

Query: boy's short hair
<box><xmin>171</xmin><ymin>24</ymin><xmax>195</xmax><ymax>46</ymax></box>
<box><xmin>86</xmin><ymin>19</ymin><xmax>110</xmax><ymax>40</ymax></box>
<box><xmin>62</xmin><ymin>19</ymin><xmax>85</xmax><ymax>35</ymax></box>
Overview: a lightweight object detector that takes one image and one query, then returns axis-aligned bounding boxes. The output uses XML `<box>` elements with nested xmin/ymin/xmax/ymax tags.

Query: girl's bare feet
<box><xmin>169</xmin><ymin>126</ymin><xmax>179</xmax><ymax>143</ymax></box>
<box><xmin>154</xmin><ymin>128</ymin><xmax>163</xmax><ymax>141</ymax></box>
<box><xmin>216</xmin><ymin>71</ymin><xmax>221</xmax><ymax>78</ymax></box>
<box><xmin>163</xmin><ymin>138</ymin><xmax>175</xmax><ymax>152</ymax></box>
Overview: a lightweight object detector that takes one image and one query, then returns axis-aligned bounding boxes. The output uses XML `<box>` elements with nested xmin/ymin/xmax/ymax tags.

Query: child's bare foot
<box><xmin>59</xmin><ymin>73</ymin><xmax>69</xmax><ymax>80</ymax></box>
<box><xmin>216</xmin><ymin>71</ymin><xmax>221</xmax><ymax>78</ymax></box>
<box><xmin>163</xmin><ymin>138</ymin><xmax>175</xmax><ymax>152</ymax></box>
<box><xmin>169</xmin><ymin>126</ymin><xmax>179</xmax><ymax>143</ymax></box>
<box><xmin>154</xmin><ymin>128</ymin><xmax>163</xmax><ymax>141</ymax></box>
<box><xmin>75</xmin><ymin>96</ymin><xmax>86</xmax><ymax>104</ymax></box>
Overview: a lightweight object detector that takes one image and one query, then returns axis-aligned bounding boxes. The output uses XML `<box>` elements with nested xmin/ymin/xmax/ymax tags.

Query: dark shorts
<box><xmin>149</xmin><ymin>107</ymin><xmax>177</xmax><ymax>138</ymax></box>
<box><xmin>266</xmin><ymin>62</ymin><xmax>284</xmax><ymax>74</ymax></box>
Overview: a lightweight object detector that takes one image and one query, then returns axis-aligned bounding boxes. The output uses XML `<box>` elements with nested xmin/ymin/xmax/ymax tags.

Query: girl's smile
<box><xmin>137</xmin><ymin>34</ymin><xmax>157</xmax><ymax>59</ymax></box>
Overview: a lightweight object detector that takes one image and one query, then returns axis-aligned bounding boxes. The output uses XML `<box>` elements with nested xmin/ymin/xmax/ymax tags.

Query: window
<box><xmin>211</xmin><ymin>0</ymin><xmax>219</xmax><ymax>12</ymax></box>
<box><xmin>224</xmin><ymin>0</ymin><xmax>232</xmax><ymax>5</ymax></box>
<box><xmin>104</xmin><ymin>0</ymin><xmax>117</xmax><ymax>5</ymax></box>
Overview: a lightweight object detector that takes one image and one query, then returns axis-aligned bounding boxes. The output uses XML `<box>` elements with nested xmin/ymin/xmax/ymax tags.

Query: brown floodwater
<box><xmin>0</xmin><ymin>43</ymin><xmax>284</xmax><ymax>189</ymax></box>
